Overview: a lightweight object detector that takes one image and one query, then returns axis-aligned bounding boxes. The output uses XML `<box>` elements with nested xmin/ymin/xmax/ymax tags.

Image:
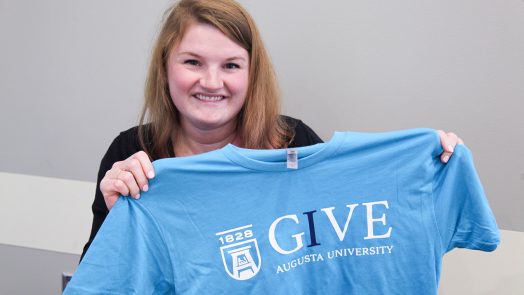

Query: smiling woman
<box><xmin>167</xmin><ymin>23</ymin><xmax>250</xmax><ymax>156</ymax></box>
<box><xmin>139</xmin><ymin>0</ymin><xmax>292</xmax><ymax>161</ymax></box>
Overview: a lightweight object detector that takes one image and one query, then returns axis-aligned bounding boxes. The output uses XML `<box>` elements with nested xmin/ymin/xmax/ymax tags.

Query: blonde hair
<box><xmin>139</xmin><ymin>0</ymin><xmax>292</xmax><ymax>159</ymax></box>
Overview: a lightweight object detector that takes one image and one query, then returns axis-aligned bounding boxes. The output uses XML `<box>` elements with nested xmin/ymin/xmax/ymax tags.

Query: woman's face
<box><xmin>167</xmin><ymin>22</ymin><xmax>249</xmax><ymax>132</ymax></box>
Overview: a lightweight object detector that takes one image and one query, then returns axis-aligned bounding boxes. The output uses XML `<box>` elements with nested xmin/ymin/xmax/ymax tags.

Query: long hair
<box><xmin>138</xmin><ymin>0</ymin><xmax>292</xmax><ymax>159</ymax></box>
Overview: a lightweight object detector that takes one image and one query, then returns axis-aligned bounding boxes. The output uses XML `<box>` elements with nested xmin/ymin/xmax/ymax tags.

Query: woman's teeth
<box><xmin>195</xmin><ymin>94</ymin><xmax>224</xmax><ymax>101</ymax></box>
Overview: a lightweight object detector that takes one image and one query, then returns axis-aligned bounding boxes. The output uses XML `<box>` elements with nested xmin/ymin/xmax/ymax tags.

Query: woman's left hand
<box><xmin>437</xmin><ymin>130</ymin><xmax>465</xmax><ymax>163</ymax></box>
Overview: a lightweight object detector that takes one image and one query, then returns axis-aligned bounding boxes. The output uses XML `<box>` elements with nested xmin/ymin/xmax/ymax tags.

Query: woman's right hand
<box><xmin>99</xmin><ymin>151</ymin><xmax>155</xmax><ymax>210</ymax></box>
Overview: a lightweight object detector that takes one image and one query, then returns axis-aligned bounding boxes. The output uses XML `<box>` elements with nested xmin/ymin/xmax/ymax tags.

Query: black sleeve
<box><xmin>283</xmin><ymin>116</ymin><xmax>324</xmax><ymax>147</ymax></box>
<box><xmin>80</xmin><ymin>127</ymin><xmax>142</xmax><ymax>261</ymax></box>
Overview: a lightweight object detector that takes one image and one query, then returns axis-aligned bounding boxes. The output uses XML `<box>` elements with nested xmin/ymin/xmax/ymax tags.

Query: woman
<box><xmin>81</xmin><ymin>0</ymin><xmax>462</xmax><ymax>260</ymax></box>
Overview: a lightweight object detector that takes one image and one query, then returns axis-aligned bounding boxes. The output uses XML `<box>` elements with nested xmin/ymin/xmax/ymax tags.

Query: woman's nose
<box><xmin>199</xmin><ymin>68</ymin><xmax>224</xmax><ymax>90</ymax></box>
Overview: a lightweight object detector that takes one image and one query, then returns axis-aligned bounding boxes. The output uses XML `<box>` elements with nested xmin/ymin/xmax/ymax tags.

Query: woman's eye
<box><xmin>224</xmin><ymin>63</ymin><xmax>240</xmax><ymax>69</ymax></box>
<box><xmin>184</xmin><ymin>59</ymin><xmax>200</xmax><ymax>66</ymax></box>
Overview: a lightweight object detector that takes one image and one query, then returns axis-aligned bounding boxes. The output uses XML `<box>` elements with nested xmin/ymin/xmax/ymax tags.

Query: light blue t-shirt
<box><xmin>65</xmin><ymin>129</ymin><xmax>499</xmax><ymax>294</ymax></box>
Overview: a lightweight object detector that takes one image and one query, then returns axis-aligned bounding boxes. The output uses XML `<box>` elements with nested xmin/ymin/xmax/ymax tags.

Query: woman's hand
<box><xmin>437</xmin><ymin>130</ymin><xmax>464</xmax><ymax>163</ymax></box>
<box><xmin>99</xmin><ymin>151</ymin><xmax>155</xmax><ymax>210</ymax></box>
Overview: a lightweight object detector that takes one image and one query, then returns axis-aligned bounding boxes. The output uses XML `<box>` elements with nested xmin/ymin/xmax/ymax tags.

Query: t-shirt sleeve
<box><xmin>432</xmin><ymin>144</ymin><xmax>500</xmax><ymax>254</ymax></box>
<box><xmin>65</xmin><ymin>198</ymin><xmax>174</xmax><ymax>294</ymax></box>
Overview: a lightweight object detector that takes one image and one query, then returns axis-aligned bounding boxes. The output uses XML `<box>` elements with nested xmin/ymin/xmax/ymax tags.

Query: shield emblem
<box><xmin>219</xmin><ymin>239</ymin><xmax>261</xmax><ymax>280</ymax></box>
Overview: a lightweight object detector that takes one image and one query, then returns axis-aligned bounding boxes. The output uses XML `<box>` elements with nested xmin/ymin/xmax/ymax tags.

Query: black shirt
<box><xmin>81</xmin><ymin>116</ymin><xmax>322</xmax><ymax>260</ymax></box>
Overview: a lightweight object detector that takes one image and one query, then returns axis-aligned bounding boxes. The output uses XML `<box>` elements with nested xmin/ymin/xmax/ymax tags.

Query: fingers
<box><xmin>134</xmin><ymin>150</ymin><xmax>156</xmax><ymax>180</ymax></box>
<box><xmin>118</xmin><ymin>151</ymin><xmax>154</xmax><ymax>197</ymax></box>
<box><xmin>116</xmin><ymin>168</ymin><xmax>142</xmax><ymax>199</ymax></box>
<box><xmin>99</xmin><ymin>179</ymin><xmax>125</xmax><ymax>210</ymax></box>
<box><xmin>100</xmin><ymin>151</ymin><xmax>155</xmax><ymax>210</ymax></box>
<box><xmin>437</xmin><ymin>130</ymin><xmax>464</xmax><ymax>163</ymax></box>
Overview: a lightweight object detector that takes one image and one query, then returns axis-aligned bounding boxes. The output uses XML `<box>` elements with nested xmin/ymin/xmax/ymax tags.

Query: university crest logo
<box><xmin>216</xmin><ymin>224</ymin><xmax>261</xmax><ymax>280</ymax></box>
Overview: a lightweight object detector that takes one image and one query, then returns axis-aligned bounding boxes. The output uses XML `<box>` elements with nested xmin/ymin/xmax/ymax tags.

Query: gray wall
<box><xmin>1</xmin><ymin>0</ymin><xmax>523</xmax><ymax>294</ymax></box>
<box><xmin>0</xmin><ymin>244</ymin><xmax>78</xmax><ymax>295</ymax></box>
<box><xmin>1</xmin><ymin>0</ymin><xmax>522</xmax><ymax>232</ymax></box>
